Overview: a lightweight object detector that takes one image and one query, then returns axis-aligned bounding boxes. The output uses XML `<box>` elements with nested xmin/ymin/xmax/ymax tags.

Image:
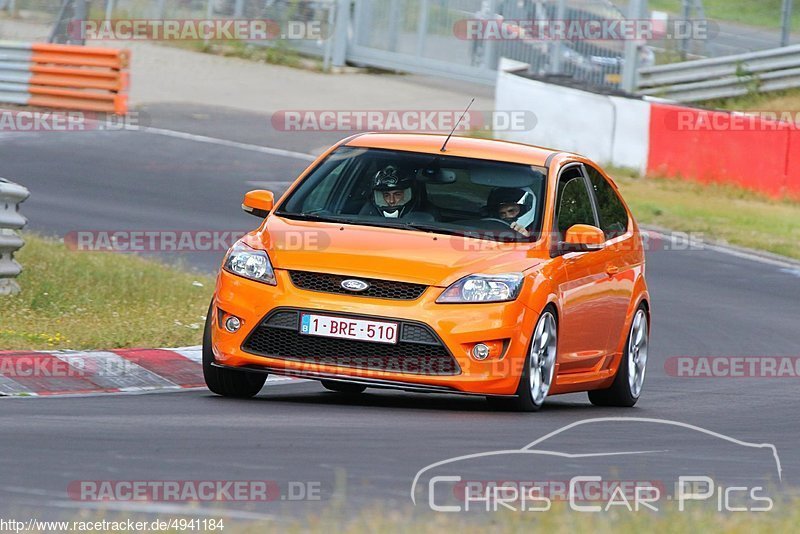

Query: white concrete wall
<box><xmin>495</xmin><ymin>58</ymin><xmax>650</xmax><ymax>174</ymax></box>
<box><xmin>608</xmin><ymin>95</ymin><xmax>651</xmax><ymax>173</ymax></box>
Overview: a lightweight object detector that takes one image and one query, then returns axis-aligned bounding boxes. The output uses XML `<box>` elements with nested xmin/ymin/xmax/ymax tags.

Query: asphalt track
<box><xmin>1</xmin><ymin>105</ymin><xmax>799</xmax><ymax>521</ymax></box>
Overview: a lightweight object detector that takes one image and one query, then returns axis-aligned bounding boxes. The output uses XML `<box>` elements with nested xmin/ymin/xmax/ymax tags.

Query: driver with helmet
<box><xmin>486</xmin><ymin>187</ymin><xmax>535</xmax><ymax>237</ymax></box>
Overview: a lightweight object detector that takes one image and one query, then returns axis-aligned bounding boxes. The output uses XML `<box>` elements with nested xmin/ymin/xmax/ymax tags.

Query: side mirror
<box><xmin>242</xmin><ymin>190</ymin><xmax>274</xmax><ymax>218</ymax></box>
<box><xmin>557</xmin><ymin>224</ymin><xmax>605</xmax><ymax>254</ymax></box>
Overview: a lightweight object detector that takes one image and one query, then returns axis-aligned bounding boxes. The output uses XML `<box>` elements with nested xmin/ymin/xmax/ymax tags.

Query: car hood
<box><xmin>256</xmin><ymin>216</ymin><xmax>547</xmax><ymax>287</ymax></box>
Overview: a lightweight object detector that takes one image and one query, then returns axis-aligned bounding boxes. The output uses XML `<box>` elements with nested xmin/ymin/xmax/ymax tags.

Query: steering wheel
<box><xmin>480</xmin><ymin>217</ymin><xmax>531</xmax><ymax>236</ymax></box>
<box><xmin>481</xmin><ymin>217</ymin><xmax>513</xmax><ymax>227</ymax></box>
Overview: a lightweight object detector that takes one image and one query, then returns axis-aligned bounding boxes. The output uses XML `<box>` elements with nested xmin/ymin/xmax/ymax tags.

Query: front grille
<box><xmin>242</xmin><ymin>310</ymin><xmax>460</xmax><ymax>375</ymax></box>
<box><xmin>288</xmin><ymin>270</ymin><xmax>427</xmax><ymax>300</ymax></box>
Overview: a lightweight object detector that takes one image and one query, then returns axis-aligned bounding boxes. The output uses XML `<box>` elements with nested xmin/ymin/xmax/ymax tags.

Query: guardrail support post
<box><xmin>781</xmin><ymin>0</ymin><xmax>794</xmax><ymax>47</ymax></box>
<box><xmin>0</xmin><ymin>178</ymin><xmax>30</xmax><ymax>296</ymax></box>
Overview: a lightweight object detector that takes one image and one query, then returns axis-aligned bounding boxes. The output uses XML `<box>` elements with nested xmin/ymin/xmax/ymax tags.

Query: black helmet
<box><xmin>487</xmin><ymin>187</ymin><xmax>532</xmax><ymax>222</ymax></box>
<box><xmin>371</xmin><ymin>165</ymin><xmax>417</xmax><ymax>217</ymax></box>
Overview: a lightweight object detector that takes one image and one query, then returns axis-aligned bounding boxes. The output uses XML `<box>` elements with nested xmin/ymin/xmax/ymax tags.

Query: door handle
<box><xmin>605</xmin><ymin>265</ymin><xmax>620</xmax><ymax>276</ymax></box>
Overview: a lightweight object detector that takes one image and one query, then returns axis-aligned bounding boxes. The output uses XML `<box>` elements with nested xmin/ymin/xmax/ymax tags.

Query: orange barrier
<box><xmin>647</xmin><ymin>103</ymin><xmax>798</xmax><ymax>199</ymax></box>
<box><xmin>0</xmin><ymin>42</ymin><xmax>130</xmax><ymax>114</ymax></box>
<box><xmin>787</xmin><ymin>130</ymin><xmax>800</xmax><ymax>197</ymax></box>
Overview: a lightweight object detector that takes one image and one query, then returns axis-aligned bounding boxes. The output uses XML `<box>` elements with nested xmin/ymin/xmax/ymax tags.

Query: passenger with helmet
<box><xmin>486</xmin><ymin>187</ymin><xmax>536</xmax><ymax>237</ymax></box>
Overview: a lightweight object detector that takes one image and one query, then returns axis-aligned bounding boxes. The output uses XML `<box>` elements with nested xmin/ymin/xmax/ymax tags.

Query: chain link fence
<box><xmin>1</xmin><ymin>0</ymin><xmax>796</xmax><ymax>94</ymax></box>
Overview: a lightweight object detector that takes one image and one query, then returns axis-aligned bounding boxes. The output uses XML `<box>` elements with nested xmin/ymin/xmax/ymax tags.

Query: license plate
<box><xmin>300</xmin><ymin>314</ymin><xmax>398</xmax><ymax>344</ymax></box>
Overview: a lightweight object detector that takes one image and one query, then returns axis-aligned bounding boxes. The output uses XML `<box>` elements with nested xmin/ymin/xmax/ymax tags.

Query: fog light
<box><xmin>224</xmin><ymin>316</ymin><xmax>241</xmax><ymax>333</ymax></box>
<box><xmin>472</xmin><ymin>343</ymin><xmax>490</xmax><ymax>361</ymax></box>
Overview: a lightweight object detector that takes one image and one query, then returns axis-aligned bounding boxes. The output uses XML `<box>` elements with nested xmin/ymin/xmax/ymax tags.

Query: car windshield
<box><xmin>275</xmin><ymin>147</ymin><xmax>548</xmax><ymax>242</ymax></box>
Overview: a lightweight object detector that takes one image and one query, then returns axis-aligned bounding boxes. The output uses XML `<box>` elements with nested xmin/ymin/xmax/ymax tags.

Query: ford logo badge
<box><xmin>341</xmin><ymin>279</ymin><xmax>370</xmax><ymax>292</ymax></box>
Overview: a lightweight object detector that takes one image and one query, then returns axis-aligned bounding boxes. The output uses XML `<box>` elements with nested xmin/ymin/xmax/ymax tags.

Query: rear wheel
<box><xmin>588</xmin><ymin>305</ymin><xmax>649</xmax><ymax>407</ymax></box>
<box><xmin>203</xmin><ymin>302</ymin><xmax>266</xmax><ymax>398</ymax></box>
<box><xmin>321</xmin><ymin>380</ymin><xmax>367</xmax><ymax>394</ymax></box>
<box><xmin>487</xmin><ymin>308</ymin><xmax>557</xmax><ymax>412</ymax></box>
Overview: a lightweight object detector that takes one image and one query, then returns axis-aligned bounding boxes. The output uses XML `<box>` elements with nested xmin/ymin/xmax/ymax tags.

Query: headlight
<box><xmin>437</xmin><ymin>273</ymin><xmax>523</xmax><ymax>303</ymax></box>
<box><xmin>223</xmin><ymin>241</ymin><xmax>276</xmax><ymax>285</ymax></box>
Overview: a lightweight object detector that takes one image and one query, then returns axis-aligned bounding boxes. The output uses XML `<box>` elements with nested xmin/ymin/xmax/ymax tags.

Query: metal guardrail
<box><xmin>0</xmin><ymin>178</ymin><xmax>30</xmax><ymax>296</ymax></box>
<box><xmin>637</xmin><ymin>44</ymin><xmax>800</xmax><ymax>102</ymax></box>
<box><xmin>0</xmin><ymin>41</ymin><xmax>130</xmax><ymax>113</ymax></box>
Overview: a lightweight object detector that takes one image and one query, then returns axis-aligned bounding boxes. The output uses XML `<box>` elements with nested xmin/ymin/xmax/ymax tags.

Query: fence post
<box><xmin>331</xmin><ymin>0</ymin><xmax>350</xmax><ymax>67</ymax></box>
<box><xmin>387</xmin><ymin>0</ymin><xmax>400</xmax><ymax>52</ymax></box>
<box><xmin>621</xmin><ymin>0</ymin><xmax>646</xmax><ymax>93</ymax></box>
<box><xmin>204</xmin><ymin>0</ymin><xmax>214</xmax><ymax>46</ymax></box>
<box><xmin>679</xmin><ymin>0</ymin><xmax>691</xmax><ymax>60</ymax></box>
<box><xmin>781</xmin><ymin>0</ymin><xmax>794</xmax><ymax>47</ymax></box>
<box><xmin>547</xmin><ymin>0</ymin><xmax>566</xmax><ymax>74</ymax></box>
<box><xmin>415</xmin><ymin>0</ymin><xmax>429</xmax><ymax>58</ymax></box>
<box><xmin>156</xmin><ymin>0</ymin><xmax>167</xmax><ymax>20</ymax></box>
<box><xmin>0</xmin><ymin>179</ymin><xmax>30</xmax><ymax>296</ymax></box>
<box><xmin>72</xmin><ymin>0</ymin><xmax>89</xmax><ymax>21</ymax></box>
<box><xmin>233</xmin><ymin>0</ymin><xmax>245</xmax><ymax>18</ymax></box>
<box><xmin>480</xmin><ymin>0</ymin><xmax>497</xmax><ymax>70</ymax></box>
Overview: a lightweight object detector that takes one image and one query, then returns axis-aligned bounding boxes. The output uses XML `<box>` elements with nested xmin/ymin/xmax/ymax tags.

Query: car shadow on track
<box><xmin>201</xmin><ymin>387</ymin><xmax>598</xmax><ymax>413</ymax></box>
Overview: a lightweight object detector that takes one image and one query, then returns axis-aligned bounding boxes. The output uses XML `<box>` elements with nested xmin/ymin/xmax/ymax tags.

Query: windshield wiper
<box><xmin>274</xmin><ymin>212</ymin><xmax>357</xmax><ymax>224</ymax></box>
<box><xmin>401</xmin><ymin>222</ymin><xmax>531</xmax><ymax>242</ymax></box>
<box><xmin>370</xmin><ymin>221</ymin><xmax>473</xmax><ymax>238</ymax></box>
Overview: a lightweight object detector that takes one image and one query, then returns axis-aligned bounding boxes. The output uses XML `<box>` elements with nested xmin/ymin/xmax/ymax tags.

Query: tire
<box><xmin>203</xmin><ymin>302</ymin><xmax>266</xmax><ymax>398</ymax></box>
<box><xmin>321</xmin><ymin>380</ymin><xmax>367</xmax><ymax>394</ymax></box>
<box><xmin>486</xmin><ymin>307</ymin><xmax>558</xmax><ymax>412</ymax></box>
<box><xmin>588</xmin><ymin>304</ymin><xmax>649</xmax><ymax>407</ymax></box>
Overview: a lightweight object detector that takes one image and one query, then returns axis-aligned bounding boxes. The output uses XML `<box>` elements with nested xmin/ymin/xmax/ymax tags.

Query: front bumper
<box><xmin>211</xmin><ymin>269</ymin><xmax>538</xmax><ymax>395</ymax></box>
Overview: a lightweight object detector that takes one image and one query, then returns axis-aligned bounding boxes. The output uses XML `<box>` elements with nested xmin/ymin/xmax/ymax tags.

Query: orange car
<box><xmin>203</xmin><ymin>133</ymin><xmax>650</xmax><ymax>411</ymax></box>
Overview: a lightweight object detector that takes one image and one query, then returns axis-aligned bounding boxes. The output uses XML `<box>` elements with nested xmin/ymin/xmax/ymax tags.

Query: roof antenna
<box><xmin>440</xmin><ymin>98</ymin><xmax>475</xmax><ymax>152</ymax></box>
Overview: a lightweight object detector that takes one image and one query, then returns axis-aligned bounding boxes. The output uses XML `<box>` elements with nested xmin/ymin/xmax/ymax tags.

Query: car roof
<box><xmin>343</xmin><ymin>133</ymin><xmax>560</xmax><ymax>167</ymax></box>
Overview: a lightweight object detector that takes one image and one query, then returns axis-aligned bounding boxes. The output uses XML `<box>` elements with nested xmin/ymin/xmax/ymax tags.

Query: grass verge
<box><xmin>610</xmin><ymin>171</ymin><xmax>800</xmax><ymax>260</ymax></box>
<box><xmin>0</xmin><ymin>235</ymin><xmax>213</xmax><ymax>351</ymax></box>
<box><xmin>164</xmin><ymin>38</ymin><xmax>324</xmax><ymax>71</ymax></box>
<box><xmin>703</xmin><ymin>88</ymin><xmax>800</xmax><ymax>114</ymax></box>
<box><xmin>295</xmin><ymin>501</ymin><xmax>796</xmax><ymax>533</ymax></box>
<box><xmin>648</xmin><ymin>0</ymin><xmax>800</xmax><ymax>31</ymax></box>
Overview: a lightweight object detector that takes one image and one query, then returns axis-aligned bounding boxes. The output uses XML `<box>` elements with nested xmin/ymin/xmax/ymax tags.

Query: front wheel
<box><xmin>588</xmin><ymin>305</ymin><xmax>649</xmax><ymax>407</ymax></box>
<box><xmin>203</xmin><ymin>302</ymin><xmax>266</xmax><ymax>398</ymax></box>
<box><xmin>487</xmin><ymin>308</ymin><xmax>557</xmax><ymax>412</ymax></box>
